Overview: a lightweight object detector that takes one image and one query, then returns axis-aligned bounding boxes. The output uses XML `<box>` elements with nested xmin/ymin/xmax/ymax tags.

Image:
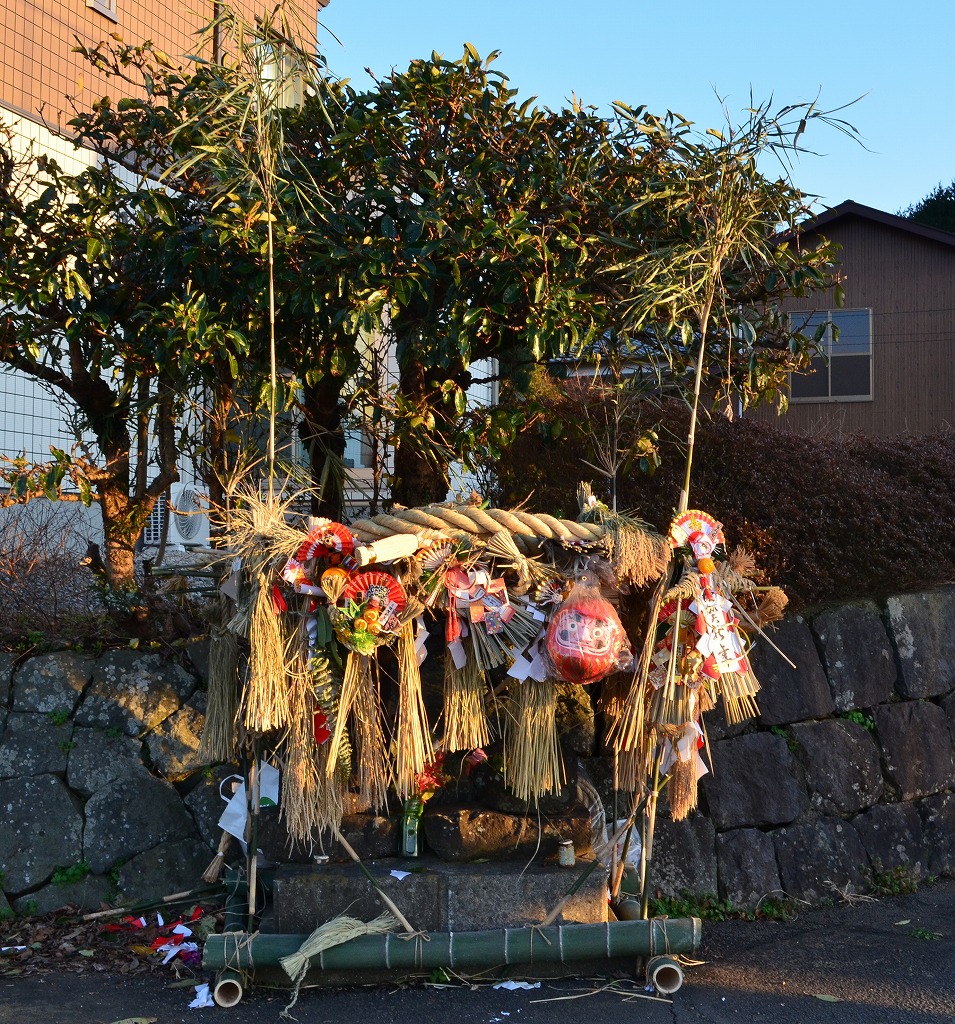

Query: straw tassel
<box><xmin>442</xmin><ymin>645</ymin><xmax>491</xmax><ymax>752</ymax></box>
<box><xmin>394</xmin><ymin>623</ymin><xmax>435</xmax><ymax>800</ymax></box>
<box><xmin>199</xmin><ymin>625</ymin><xmax>242</xmax><ymax>762</ymax></box>
<box><xmin>241</xmin><ymin>570</ymin><xmax>292</xmax><ymax>733</ymax></box>
<box><xmin>504</xmin><ymin>678</ymin><xmax>564</xmax><ymax>803</ymax></box>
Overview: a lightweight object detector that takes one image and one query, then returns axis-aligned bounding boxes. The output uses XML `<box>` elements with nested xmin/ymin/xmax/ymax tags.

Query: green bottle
<box><xmin>401</xmin><ymin>797</ymin><xmax>424</xmax><ymax>857</ymax></box>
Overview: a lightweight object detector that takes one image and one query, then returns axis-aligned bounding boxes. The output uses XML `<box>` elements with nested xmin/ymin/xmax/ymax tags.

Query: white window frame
<box><xmin>789</xmin><ymin>308</ymin><xmax>873</xmax><ymax>404</ymax></box>
<box><xmin>87</xmin><ymin>0</ymin><xmax>119</xmax><ymax>23</ymax></box>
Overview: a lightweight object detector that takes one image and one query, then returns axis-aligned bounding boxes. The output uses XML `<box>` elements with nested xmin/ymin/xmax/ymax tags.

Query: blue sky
<box><xmin>318</xmin><ymin>1</ymin><xmax>955</xmax><ymax>217</ymax></box>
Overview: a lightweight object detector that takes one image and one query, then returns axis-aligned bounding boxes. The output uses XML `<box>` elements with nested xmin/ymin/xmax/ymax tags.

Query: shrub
<box><xmin>493</xmin><ymin>382</ymin><xmax>955</xmax><ymax>613</ymax></box>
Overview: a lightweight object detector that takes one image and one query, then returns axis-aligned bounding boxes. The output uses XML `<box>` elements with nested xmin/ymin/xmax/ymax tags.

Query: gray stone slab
<box><xmin>646</xmin><ymin>812</ymin><xmax>717</xmax><ymax>899</ymax></box>
<box><xmin>271</xmin><ymin>862</ymin><xmax>447</xmax><ymax>933</ymax></box>
<box><xmin>145</xmin><ymin>691</ymin><xmax>206</xmax><ymax>782</ymax></box>
<box><xmin>852</xmin><ymin>802</ymin><xmax>924</xmax><ymax>879</ymax></box>
<box><xmin>875</xmin><ymin>701</ymin><xmax>955</xmax><ymax>800</ymax></box>
<box><xmin>12</xmin><ymin>874</ymin><xmax>114</xmax><ymax>916</ymax></box>
<box><xmin>115</xmin><ymin>838</ymin><xmax>213</xmax><ymax>905</ymax></box>
<box><xmin>12</xmin><ymin>651</ymin><xmax>92</xmax><ymax>714</ymax></box>
<box><xmin>0</xmin><ymin>652</ymin><xmax>14</xmax><ymax>708</ymax></box>
<box><xmin>445</xmin><ymin>856</ymin><xmax>608</xmax><ymax>930</ymax></box>
<box><xmin>83</xmin><ymin>772</ymin><xmax>199</xmax><ymax>874</ymax></box>
<box><xmin>789</xmin><ymin>719</ymin><xmax>883</xmax><ymax>815</ymax></box>
<box><xmin>773</xmin><ymin>818</ymin><xmax>869</xmax><ymax>903</ymax></box>
<box><xmin>0</xmin><ymin>774</ymin><xmax>83</xmax><ymax>894</ymax></box>
<box><xmin>74</xmin><ymin>650</ymin><xmax>197</xmax><ymax>737</ymax></box>
<box><xmin>423</xmin><ymin>805</ymin><xmax>592</xmax><ymax>862</ymax></box>
<box><xmin>811</xmin><ymin>602</ymin><xmax>897</xmax><ymax>710</ymax></box>
<box><xmin>258</xmin><ymin>807</ymin><xmax>401</xmax><ymax>864</ymax></box>
<box><xmin>0</xmin><ymin>711</ymin><xmax>71</xmax><ymax>779</ymax></box>
<box><xmin>918</xmin><ymin>792</ymin><xmax>955</xmax><ymax>877</ymax></box>
<box><xmin>66</xmin><ymin>725</ymin><xmax>147</xmax><ymax>797</ymax></box>
<box><xmin>941</xmin><ymin>691</ymin><xmax>955</xmax><ymax>750</ymax></box>
<box><xmin>751</xmin><ymin>617</ymin><xmax>834</xmax><ymax>726</ymax></box>
<box><xmin>885</xmin><ymin>589</ymin><xmax>955</xmax><ymax>698</ymax></box>
<box><xmin>270</xmin><ymin>856</ymin><xmax>609</xmax><ymax>934</ymax></box>
<box><xmin>183</xmin><ymin>765</ymin><xmax>241</xmax><ymax>849</ymax></box>
<box><xmin>700</xmin><ymin>732</ymin><xmax>807</xmax><ymax>830</ymax></box>
<box><xmin>716</xmin><ymin>828</ymin><xmax>782</xmax><ymax>910</ymax></box>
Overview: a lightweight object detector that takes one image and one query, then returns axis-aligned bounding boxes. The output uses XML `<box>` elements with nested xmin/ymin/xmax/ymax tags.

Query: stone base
<box><xmin>267</xmin><ymin>854</ymin><xmax>609</xmax><ymax>934</ymax></box>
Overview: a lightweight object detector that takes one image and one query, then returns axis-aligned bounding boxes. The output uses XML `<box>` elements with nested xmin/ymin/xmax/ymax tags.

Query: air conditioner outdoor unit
<box><xmin>143</xmin><ymin>484</ymin><xmax>209</xmax><ymax>548</ymax></box>
<box><xmin>167</xmin><ymin>483</ymin><xmax>209</xmax><ymax>546</ymax></box>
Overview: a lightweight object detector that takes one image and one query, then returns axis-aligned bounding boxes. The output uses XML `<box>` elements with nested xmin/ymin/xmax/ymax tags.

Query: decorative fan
<box><xmin>341</xmin><ymin>571</ymin><xmax>407</xmax><ymax>615</ymax></box>
<box><xmin>295</xmin><ymin>520</ymin><xmax>355</xmax><ymax>563</ymax></box>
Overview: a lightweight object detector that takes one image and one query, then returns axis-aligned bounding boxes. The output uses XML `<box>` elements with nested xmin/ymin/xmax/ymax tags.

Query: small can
<box><xmin>558</xmin><ymin>839</ymin><xmax>576</xmax><ymax>868</ymax></box>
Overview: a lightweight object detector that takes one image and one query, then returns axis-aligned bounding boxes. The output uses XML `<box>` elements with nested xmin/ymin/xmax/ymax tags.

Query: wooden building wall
<box><xmin>751</xmin><ymin>215</ymin><xmax>955</xmax><ymax>436</ymax></box>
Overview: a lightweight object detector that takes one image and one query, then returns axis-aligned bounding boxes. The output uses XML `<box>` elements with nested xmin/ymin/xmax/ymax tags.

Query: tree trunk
<box><xmin>390</xmin><ymin>357</ymin><xmax>453</xmax><ymax>508</ymax></box>
<box><xmin>300</xmin><ymin>374</ymin><xmax>347</xmax><ymax>522</ymax></box>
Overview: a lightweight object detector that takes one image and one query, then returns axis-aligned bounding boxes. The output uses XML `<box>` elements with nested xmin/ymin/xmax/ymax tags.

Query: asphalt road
<box><xmin>2</xmin><ymin>879</ymin><xmax>953</xmax><ymax>1024</ymax></box>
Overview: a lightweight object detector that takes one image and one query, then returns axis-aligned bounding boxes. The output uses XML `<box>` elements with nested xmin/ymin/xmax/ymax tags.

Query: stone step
<box><xmin>266</xmin><ymin>855</ymin><xmax>609</xmax><ymax>934</ymax></box>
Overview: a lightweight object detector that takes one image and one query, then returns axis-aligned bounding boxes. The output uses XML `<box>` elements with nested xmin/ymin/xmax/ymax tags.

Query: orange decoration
<box><xmin>697</xmin><ymin>557</ymin><xmax>716</xmax><ymax>575</ymax></box>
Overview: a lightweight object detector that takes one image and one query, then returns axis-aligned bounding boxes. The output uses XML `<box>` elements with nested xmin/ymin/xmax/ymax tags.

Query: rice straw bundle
<box><xmin>394</xmin><ymin>623</ymin><xmax>435</xmax><ymax>800</ymax></box>
<box><xmin>442</xmin><ymin>646</ymin><xmax>491</xmax><ymax>752</ymax></box>
<box><xmin>327</xmin><ymin>653</ymin><xmax>390</xmax><ymax>811</ymax></box>
<box><xmin>667</xmin><ymin>745</ymin><xmax>699</xmax><ymax>821</ymax></box>
<box><xmin>504</xmin><ymin>678</ymin><xmax>564</xmax><ymax>803</ymax></box>
<box><xmin>467</xmin><ymin>601</ymin><xmax>541</xmax><ymax>673</ymax></box>
<box><xmin>718</xmin><ymin>670</ymin><xmax>761</xmax><ymax>724</ymax></box>
<box><xmin>607</xmin><ymin>515</ymin><xmax>671</xmax><ymax>589</ymax></box>
<box><xmin>280</xmin><ymin>911</ymin><xmax>398</xmax><ymax>1015</ymax></box>
<box><xmin>278</xmin><ymin>628</ymin><xmax>345</xmax><ymax>845</ymax></box>
<box><xmin>199</xmin><ymin>625</ymin><xmax>242</xmax><ymax>762</ymax></box>
<box><xmin>241</xmin><ymin>570</ymin><xmax>292</xmax><ymax>733</ymax></box>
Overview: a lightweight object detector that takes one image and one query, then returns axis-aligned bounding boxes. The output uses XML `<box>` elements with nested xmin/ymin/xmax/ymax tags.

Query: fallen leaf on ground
<box><xmin>814</xmin><ymin>994</ymin><xmax>841</xmax><ymax>1002</ymax></box>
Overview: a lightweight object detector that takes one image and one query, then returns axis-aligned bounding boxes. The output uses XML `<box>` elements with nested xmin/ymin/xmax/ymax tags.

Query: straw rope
<box><xmin>348</xmin><ymin>503</ymin><xmax>659</xmax><ymax>557</ymax></box>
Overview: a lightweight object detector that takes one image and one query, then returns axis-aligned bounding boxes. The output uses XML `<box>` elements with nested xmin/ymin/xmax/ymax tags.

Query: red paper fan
<box><xmin>295</xmin><ymin>520</ymin><xmax>355</xmax><ymax>562</ymax></box>
<box><xmin>341</xmin><ymin>570</ymin><xmax>407</xmax><ymax>613</ymax></box>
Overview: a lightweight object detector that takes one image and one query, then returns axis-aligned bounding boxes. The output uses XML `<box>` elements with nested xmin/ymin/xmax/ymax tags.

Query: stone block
<box><xmin>74</xmin><ymin>650</ymin><xmax>197</xmax><ymax>737</ymax></box>
<box><xmin>116</xmin><ymin>838</ymin><xmax>213</xmax><ymax>905</ymax></box>
<box><xmin>555</xmin><ymin>682</ymin><xmax>595</xmax><ymax>756</ymax></box>
<box><xmin>183</xmin><ymin>765</ymin><xmax>241</xmax><ymax>849</ymax></box>
<box><xmin>446</xmin><ymin>856</ymin><xmax>607</xmax><ymax>930</ymax></box>
<box><xmin>773</xmin><ymin>818</ymin><xmax>869</xmax><ymax>903</ymax></box>
<box><xmin>145</xmin><ymin>691</ymin><xmax>206</xmax><ymax>782</ymax></box>
<box><xmin>941</xmin><ymin>692</ymin><xmax>955</xmax><ymax>750</ymax></box>
<box><xmin>0</xmin><ymin>774</ymin><xmax>83</xmax><ymax>894</ymax></box>
<box><xmin>716</xmin><ymin>828</ymin><xmax>782</xmax><ymax>909</ymax></box>
<box><xmin>66</xmin><ymin>726</ymin><xmax>147</xmax><ymax>797</ymax></box>
<box><xmin>13</xmin><ymin>874</ymin><xmax>114</xmax><ymax>916</ymax></box>
<box><xmin>751</xmin><ymin>617</ymin><xmax>834</xmax><ymax>726</ymax></box>
<box><xmin>789</xmin><ymin>719</ymin><xmax>883</xmax><ymax>815</ymax></box>
<box><xmin>270</xmin><ymin>856</ymin><xmax>608</xmax><ymax>934</ymax></box>
<box><xmin>272</xmin><ymin>862</ymin><xmax>447</xmax><ymax>933</ymax></box>
<box><xmin>700</xmin><ymin>698</ymin><xmax>751</xmax><ymax>741</ymax></box>
<box><xmin>875</xmin><ymin>701</ymin><xmax>954</xmax><ymax>800</ymax></box>
<box><xmin>700</xmin><ymin>732</ymin><xmax>806</xmax><ymax>830</ymax></box>
<box><xmin>811</xmin><ymin>602</ymin><xmax>896</xmax><ymax>710</ymax></box>
<box><xmin>185</xmin><ymin>637</ymin><xmax>211</xmax><ymax>685</ymax></box>
<box><xmin>0</xmin><ymin>652</ymin><xmax>14</xmax><ymax>708</ymax></box>
<box><xmin>884</xmin><ymin>589</ymin><xmax>955</xmax><ymax>698</ymax></box>
<box><xmin>917</xmin><ymin>792</ymin><xmax>955</xmax><ymax>877</ymax></box>
<box><xmin>257</xmin><ymin>808</ymin><xmax>400</xmax><ymax>863</ymax></box>
<box><xmin>12</xmin><ymin>652</ymin><xmax>92</xmax><ymax>715</ymax></box>
<box><xmin>0</xmin><ymin>712</ymin><xmax>71</xmax><ymax>780</ymax></box>
<box><xmin>852</xmin><ymin>802</ymin><xmax>924</xmax><ymax>879</ymax></box>
<box><xmin>645</xmin><ymin>812</ymin><xmax>717</xmax><ymax>899</ymax></box>
<box><xmin>83</xmin><ymin>772</ymin><xmax>198</xmax><ymax>874</ymax></box>
<box><xmin>423</xmin><ymin>805</ymin><xmax>592</xmax><ymax>863</ymax></box>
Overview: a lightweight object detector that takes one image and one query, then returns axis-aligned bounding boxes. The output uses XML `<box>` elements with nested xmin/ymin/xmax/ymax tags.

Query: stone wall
<box><xmin>3</xmin><ymin>586</ymin><xmax>955</xmax><ymax>917</ymax></box>
<box><xmin>0</xmin><ymin>646</ymin><xmax>230</xmax><ymax>916</ymax></box>
<box><xmin>650</xmin><ymin>588</ymin><xmax>955</xmax><ymax>908</ymax></box>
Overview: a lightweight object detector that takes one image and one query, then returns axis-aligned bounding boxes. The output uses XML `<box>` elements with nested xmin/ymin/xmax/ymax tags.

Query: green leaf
<box><xmin>86</xmin><ymin>238</ymin><xmax>103</xmax><ymax>263</ymax></box>
<box><xmin>151</xmin><ymin>193</ymin><xmax>177</xmax><ymax>226</ymax></box>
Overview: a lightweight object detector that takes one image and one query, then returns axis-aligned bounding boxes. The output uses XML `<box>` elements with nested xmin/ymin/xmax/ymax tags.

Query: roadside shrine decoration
<box><xmin>201</xmin><ymin>490</ymin><xmax>789</xmax><ymax>850</ymax></box>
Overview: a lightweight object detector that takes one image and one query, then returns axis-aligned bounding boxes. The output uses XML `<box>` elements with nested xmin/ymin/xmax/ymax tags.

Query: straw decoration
<box><xmin>328</xmin><ymin>653</ymin><xmax>390</xmax><ymax>811</ymax></box>
<box><xmin>199</xmin><ymin>625</ymin><xmax>242</xmax><ymax>762</ymax></box>
<box><xmin>241</xmin><ymin>569</ymin><xmax>292</xmax><ymax>732</ymax></box>
<box><xmin>504</xmin><ymin>678</ymin><xmax>564</xmax><ymax>803</ymax></box>
<box><xmin>442</xmin><ymin>645</ymin><xmax>492</xmax><ymax>752</ymax></box>
<box><xmin>394</xmin><ymin>622</ymin><xmax>435</xmax><ymax>800</ymax></box>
